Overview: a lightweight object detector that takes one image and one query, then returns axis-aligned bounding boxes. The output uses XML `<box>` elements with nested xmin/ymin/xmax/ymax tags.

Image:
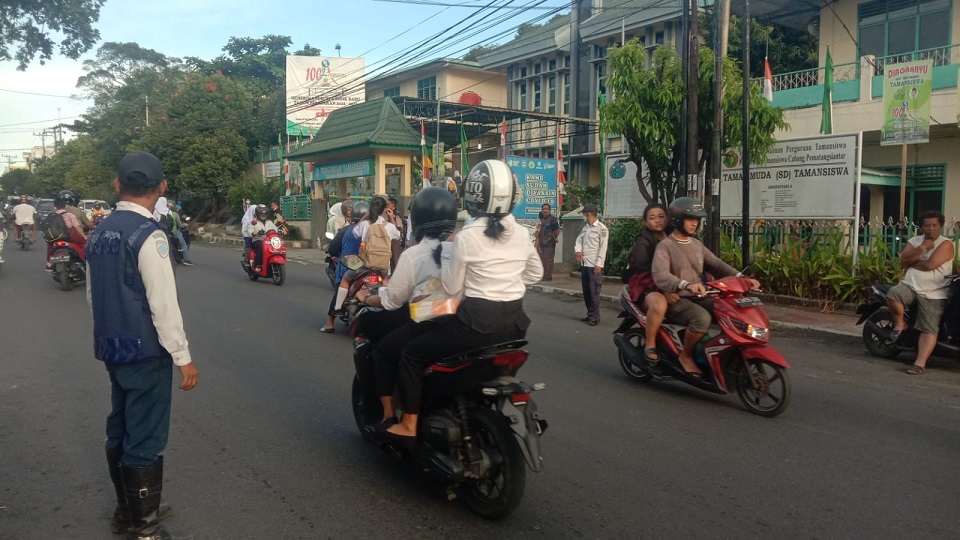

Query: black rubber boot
<box><xmin>120</xmin><ymin>457</ymin><xmax>192</xmax><ymax>540</ymax></box>
<box><xmin>110</xmin><ymin>451</ymin><xmax>172</xmax><ymax>534</ymax></box>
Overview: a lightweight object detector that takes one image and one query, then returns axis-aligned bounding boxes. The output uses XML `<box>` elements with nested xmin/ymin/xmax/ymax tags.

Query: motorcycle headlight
<box><xmin>730</xmin><ymin>318</ymin><xmax>769</xmax><ymax>341</ymax></box>
<box><xmin>269</xmin><ymin>237</ymin><xmax>282</xmax><ymax>249</ymax></box>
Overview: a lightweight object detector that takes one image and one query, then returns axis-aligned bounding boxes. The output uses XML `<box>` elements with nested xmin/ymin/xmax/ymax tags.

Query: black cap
<box><xmin>582</xmin><ymin>203</ymin><xmax>599</xmax><ymax>214</ymax></box>
<box><xmin>118</xmin><ymin>152</ymin><xmax>164</xmax><ymax>187</ymax></box>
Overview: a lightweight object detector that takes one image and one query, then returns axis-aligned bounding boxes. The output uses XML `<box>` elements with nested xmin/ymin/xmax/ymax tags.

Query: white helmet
<box><xmin>463</xmin><ymin>160</ymin><xmax>519</xmax><ymax>216</ymax></box>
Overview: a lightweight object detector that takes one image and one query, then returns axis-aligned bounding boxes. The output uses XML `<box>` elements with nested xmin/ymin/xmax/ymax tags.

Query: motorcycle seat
<box><xmin>438</xmin><ymin>340</ymin><xmax>528</xmax><ymax>363</ymax></box>
<box><xmin>873</xmin><ymin>282</ymin><xmax>894</xmax><ymax>295</ymax></box>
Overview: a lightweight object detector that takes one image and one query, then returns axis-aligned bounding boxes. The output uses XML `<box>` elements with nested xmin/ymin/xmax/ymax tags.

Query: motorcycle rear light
<box><xmin>509</xmin><ymin>392</ymin><xmax>530</xmax><ymax>405</ymax></box>
<box><xmin>492</xmin><ymin>350</ymin><xmax>528</xmax><ymax>372</ymax></box>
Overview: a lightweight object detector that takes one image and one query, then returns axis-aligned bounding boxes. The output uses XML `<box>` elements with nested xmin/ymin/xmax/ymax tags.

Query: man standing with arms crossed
<box><xmin>575</xmin><ymin>203</ymin><xmax>608</xmax><ymax>326</ymax></box>
<box><xmin>86</xmin><ymin>152</ymin><xmax>198</xmax><ymax>540</ymax></box>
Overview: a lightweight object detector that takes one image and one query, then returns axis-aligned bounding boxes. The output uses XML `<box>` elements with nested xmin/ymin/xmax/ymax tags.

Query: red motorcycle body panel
<box><xmin>249</xmin><ymin>231</ymin><xmax>286</xmax><ymax>277</ymax></box>
<box><xmin>740</xmin><ymin>345</ymin><xmax>791</xmax><ymax>368</ymax></box>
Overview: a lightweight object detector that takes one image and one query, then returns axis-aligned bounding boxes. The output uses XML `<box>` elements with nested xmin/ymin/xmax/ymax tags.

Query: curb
<box><xmin>195</xmin><ymin>234</ymin><xmax>313</xmax><ymax>249</ymax></box>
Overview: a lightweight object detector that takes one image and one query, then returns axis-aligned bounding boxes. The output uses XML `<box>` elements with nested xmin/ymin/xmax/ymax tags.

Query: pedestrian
<box><xmin>534</xmin><ymin>203</ymin><xmax>560</xmax><ymax>281</ymax></box>
<box><xmin>574</xmin><ymin>202</ymin><xmax>608</xmax><ymax>326</ymax></box>
<box><xmin>86</xmin><ymin>151</ymin><xmax>198</xmax><ymax>540</ymax></box>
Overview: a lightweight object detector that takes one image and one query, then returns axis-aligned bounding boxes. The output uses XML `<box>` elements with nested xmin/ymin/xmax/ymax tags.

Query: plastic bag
<box><xmin>409</xmin><ymin>277</ymin><xmax>459</xmax><ymax>322</ymax></box>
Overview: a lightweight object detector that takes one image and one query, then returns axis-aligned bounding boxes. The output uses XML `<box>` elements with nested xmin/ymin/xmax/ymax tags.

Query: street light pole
<box><xmin>741</xmin><ymin>0</ymin><xmax>751</xmax><ymax>268</ymax></box>
<box><xmin>705</xmin><ymin>0</ymin><xmax>730</xmax><ymax>254</ymax></box>
<box><xmin>677</xmin><ymin>0</ymin><xmax>690</xmax><ymax>197</ymax></box>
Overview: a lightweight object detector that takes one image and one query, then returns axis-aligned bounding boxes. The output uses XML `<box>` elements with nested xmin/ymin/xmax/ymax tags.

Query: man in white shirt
<box><xmin>13</xmin><ymin>196</ymin><xmax>37</xmax><ymax>244</ymax></box>
<box><xmin>574</xmin><ymin>203</ymin><xmax>609</xmax><ymax>326</ymax></box>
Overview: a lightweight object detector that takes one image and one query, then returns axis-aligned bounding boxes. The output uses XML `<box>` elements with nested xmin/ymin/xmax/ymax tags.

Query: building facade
<box><xmin>365</xmin><ymin>58</ymin><xmax>507</xmax><ymax>108</ymax></box>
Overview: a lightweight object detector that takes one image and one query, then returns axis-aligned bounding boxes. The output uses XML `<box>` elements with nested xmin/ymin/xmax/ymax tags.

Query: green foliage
<box><xmin>463</xmin><ymin>45</ymin><xmax>500</xmax><ymax>61</ymax></box>
<box><xmin>562</xmin><ymin>184</ymin><xmax>602</xmax><ymax>212</ymax></box>
<box><xmin>226</xmin><ymin>176</ymin><xmax>284</xmax><ymax>216</ymax></box>
<box><xmin>601</xmin><ymin>43</ymin><xmax>788</xmax><ymax>205</ymax></box>
<box><xmin>0</xmin><ymin>0</ymin><xmax>105</xmax><ymax>70</ymax></box>
<box><xmin>701</xmin><ymin>14</ymin><xmax>819</xmax><ymax>78</ymax></box>
<box><xmin>32</xmin><ymin>135</ymin><xmax>113</xmax><ymax>198</ymax></box>
<box><xmin>604</xmin><ymin>219</ymin><xmax>643</xmax><ymax>277</ymax></box>
<box><xmin>0</xmin><ymin>169</ymin><xmax>37</xmax><ymax>196</ymax></box>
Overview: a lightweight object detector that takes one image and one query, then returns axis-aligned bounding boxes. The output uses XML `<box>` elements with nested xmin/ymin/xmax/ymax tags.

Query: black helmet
<box><xmin>667</xmin><ymin>197</ymin><xmax>707</xmax><ymax>233</ymax></box>
<box><xmin>57</xmin><ymin>189</ymin><xmax>78</xmax><ymax>206</ymax></box>
<box><xmin>341</xmin><ymin>199</ymin><xmax>355</xmax><ymax>215</ymax></box>
<box><xmin>255</xmin><ymin>204</ymin><xmax>268</xmax><ymax>220</ymax></box>
<box><xmin>463</xmin><ymin>160</ymin><xmax>518</xmax><ymax>217</ymax></box>
<box><xmin>411</xmin><ymin>187</ymin><xmax>458</xmax><ymax>241</ymax></box>
<box><xmin>351</xmin><ymin>200</ymin><xmax>370</xmax><ymax>223</ymax></box>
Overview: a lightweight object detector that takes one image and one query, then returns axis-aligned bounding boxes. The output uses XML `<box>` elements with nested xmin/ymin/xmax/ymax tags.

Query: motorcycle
<box><xmin>336</xmin><ymin>262</ymin><xmax>384</xmax><ymax>326</ymax></box>
<box><xmin>241</xmin><ymin>230</ymin><xmax>286</xmax><ymax>286</ymax></box>
<box><xmin>49</xmin><ymin>239</ymin><xmax>86</xmax><ymax>291</ymax></box>
<box><xmin>612</xmin><ymin>277</ymin><xmax>792</xmax><ymax>417</ymax></box>
<box><xmin>17</xmin><ymin>224</ymin><xmax>32</xmax><ymax>250</ymax></box>
<box><xmin>856</xmin><ymin>277</ymin><xmax>960</xmax><ymax>359</ymax></box>
<box><xmin>350</xmin><ymin>308</ymin><xmax>548</xmax><ymax>520</ymax></box>
<box><xmin>323</xmin><ymin>231</ymin><xmax>338</xmax><ymax>288</ymax></box>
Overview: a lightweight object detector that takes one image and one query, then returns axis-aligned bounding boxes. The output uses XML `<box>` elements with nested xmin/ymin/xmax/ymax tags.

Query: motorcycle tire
<box><xmin>58</xmin><ymin>262</ymin><xmax>73</xmax><ymax>291</ymax></box>
<box><xmin>461</xmin><ymin>408</ymin><xmax>526</xmax><ymax>520</ymax></box>
<box><xmin>20</xmin><ymin>235</ymin><xmax>29</xmax><ymax>250</ymax></box>
<box><xmin>351</xmin><ymin>374</ymin><xmax>378</xmax><ymax>443</ymax></box>
<box><xmin>617</xmin><ymin>329</ymin><xmax>653</xmax><ymax>382</ymax></box>
<box><xmin>735</xmin><ymin>358</ymin><xmax>791</xmax><ymax>418</ymax></box>
<box><xmin>271</xmin><ymin>264</ymin><xmax>286</xmax><ymax>286</ymax></box>
<box><xmin>862</xmin><ymin>311</ymin><xmax>901</xmax><ymax>359</ymax></box>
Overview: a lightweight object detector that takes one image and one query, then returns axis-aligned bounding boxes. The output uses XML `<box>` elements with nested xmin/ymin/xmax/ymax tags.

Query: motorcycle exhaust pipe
<box><xmin>613</xmin><ymin>334</ymin><xmax>647</xmax><ymax>368</ymax></box>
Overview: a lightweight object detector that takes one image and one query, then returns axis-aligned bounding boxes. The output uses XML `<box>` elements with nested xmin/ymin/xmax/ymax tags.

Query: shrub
<box><xmin>603</xmin><ymin>218</ymin><xmax>643</xmax><ymax>277</ymax></box>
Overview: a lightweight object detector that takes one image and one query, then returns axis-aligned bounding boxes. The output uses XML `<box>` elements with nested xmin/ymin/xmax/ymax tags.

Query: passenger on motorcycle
<box><xmin>651</xmin><ymin>197</ymin><xmax>760</xmax><ymax>377</ymax></box>
<box><xmin>269</xmin><ymin>200</ymin><xmax>289</xmax><ymax>237</ymax></box>
<box><xmin>91</xmin><ymin>202</ymin><xmax>107</xmax><ymax>224</ymax></box>
<box><xmin>321</xmin><ymin>201</ymin><xmax>368</xmax><ymax>333</ymax></box>
<box><xmin>46</xmin><ymin>197</ymin><xmax>88</xmax><ymax>270</ymax></box>
<box><xmin>249</xmin><ymin>204</ymin><xmax>278</xmax><ymax>271</ymax></box>
<box><xmin>240</xmin><ymin>204</ymin><xmax>258</xmax><ymax>261</ymax></box>
<box><xmin>59</xmin><ymin>189</ymin><xmax>94</xmax><ymax>231</ymax></box>
<box><xmin>326</xmin><ymin>200</ymin><xmax>353</xmax><ymax>235</ymax></box>
<box><xmin>166</xmin><ymin>201</ymin><xmax>193</xmax><ymax>266</ymax></box>
<box><xmin>382</xmin><ymin>160</ymin><xmax>543</xmax><ymax>445</ymax></box>
<box><xmin>13</xmin><ymin>195</ymin><xmax>37</xmax><ymax>244</ymax></box>
<box><xmin>332</xmin><ymin>197</ymin><xmax>401</xmax><ymax>313</ymax></box>
<box><xmin>354</xmin><ymin>187</ymin><xmax>459</xmax><ymax>425</ymax></box>
<box><xmin>885</xmin><ymin>210</ymin><xmax>955</xmax><ymax>375</ymax></box>
<box><xmin>624</xmin><ymin>203</ymin><xmax>675</xmax><ymax>364</ymax></box>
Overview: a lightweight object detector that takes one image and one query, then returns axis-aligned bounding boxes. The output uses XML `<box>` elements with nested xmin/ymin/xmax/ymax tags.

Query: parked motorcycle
<box><xmin>49</xmin><ymin>239</ymin><xmax>86</xmax><ymax>291</ymax></box>
<box><xmin>612</xmin><ymin>277</ymin><xmax>792</xmax><ymax>417</ymax></box>
<box><xmin>350</xmin><ymin>308</ymin><xmax>548</xmax><ymax>520</ymax></box>
<box><xmin>336</xmin><ymin>263</ymin><xmax>384</xmax><ymax>325</ymax></box>
<box><xmin>856</xmin><ymin>277</ymin><xmax>960</xmax><ymax>359</ymax></box>
<box><xmin>241</xmin><ymin>230</ymin><xmax>286</xmax><ymax>285</ymax></box>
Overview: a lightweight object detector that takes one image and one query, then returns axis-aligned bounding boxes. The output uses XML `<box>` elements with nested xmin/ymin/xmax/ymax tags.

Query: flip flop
<box><xmin>906</xmin><ymin>364</ymin><xmax>925</xmax><ymax>375</ymax></box>
<box><xmin>319</xmin><ymin>326</ymin><xmax>335</xmax><ymax>334</ymax></box>
<box><xmin>643</xmin><ymin>348</ymin><xmax>660</xmax><ymax>365</ymax></box>
<box><xmin>884</xmin><ymin>328</ymin><xmax>904</xmax><ymax>345</ymax></box>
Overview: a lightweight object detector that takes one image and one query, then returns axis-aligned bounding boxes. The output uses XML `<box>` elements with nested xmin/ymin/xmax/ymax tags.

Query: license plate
<box><xmin>735</xmin><ymin>296</ymin><xmax>763</xmax><ymax>307</ymax></box>
<box><xmin>50</xmin><ymin>255</ymin><xmax>71</xmax><ymax>263</ymax></box>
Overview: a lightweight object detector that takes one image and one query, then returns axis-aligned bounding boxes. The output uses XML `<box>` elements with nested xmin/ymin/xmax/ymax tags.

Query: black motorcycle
<box><xmin>49</xmin><ymin>239</ymin><xmax>86</xmax><ymax>291</ymax></box>
<box><xmin>350</xmin><ymin>308</ymin><xmax>548</xmax><ymax>520</ymax></box>
<box><xmin>324</xmin><ymin>254</ymin><xmax>337</xmax><ymax>289</ymax></box>
<box><xmin>857</xmin><ymin>277</ymin><xmax>960</xmax><ymax>359</ymax></box>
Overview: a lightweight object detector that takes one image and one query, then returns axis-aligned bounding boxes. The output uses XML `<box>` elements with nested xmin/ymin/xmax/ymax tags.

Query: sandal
<box><xmin>906</xmin><ymin>364</ymin><xmax>925</xmax><ymax>375</ymax></box>
<box><xmin>319</xmin><ymin>326</ymin><xmax>335</xmax><ymax>334</ymax></box>
<box><xmin>885</xmin><ymin>328</ymin><xmax>904</xmax><ymax>345</ymax></box>
<box><xmin>643</xmin><ymin>348</ymin><xmax>660</xmax><ymax>365</ymax></box>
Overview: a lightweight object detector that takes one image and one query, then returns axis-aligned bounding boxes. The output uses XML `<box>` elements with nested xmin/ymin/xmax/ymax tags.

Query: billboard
<box><xmin>880</xmin><ymin>60</ymin><xmax>933</xmax><ymax>146</ymax></box>
<box><xmin>720</xmin><ymin>133</ymin><xmax>860</xmax><ymax>220</ymax></box>
<box><xmin>506</xmin><ymin>156</ymin><xmax>558</xmax><ymax>224</ymax></box>
<box><xmin>286</xmin><ymin>56</ymin><xmax>365</xmax><ymax>137</ymax></box>
<box><xmin>603</xmin><ymin>155</ymin><xmax>650</xmax><ymax>218</ymax></box>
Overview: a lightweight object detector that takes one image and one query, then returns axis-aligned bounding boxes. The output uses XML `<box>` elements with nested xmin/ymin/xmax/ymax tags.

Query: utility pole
<box><xmin>145</xmin><ymin>95</ymin><xmax>150</xmax><ymax>127</ymax></box>
<box><xmin>741</xmin><ymin>0</ymin><xmax>752</xmax><ymax>268</ymax></box>
<box><xmin>686</xmin><ymin>0</ymin><xmax>700</xmax><ymax>197</ymax></box>
<box><xmin>705</xmin><ymin>0</ymin><xmax>730</xmax><ymax>254</ymax></box>
<box><xmin>677</xmin><ymin>0</ymin><xmax>689</xmax><ymax>196</ymax></box>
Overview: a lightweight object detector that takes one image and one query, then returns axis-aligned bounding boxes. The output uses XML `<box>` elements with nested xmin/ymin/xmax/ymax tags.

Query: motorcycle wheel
<box><xmin>351</xmin><ymin>375</ymin><xmax>375</xmax><ymax>442</ymax></box>
<box><xmin>20</xmin><ymin>235</ymin><xmax>29</xmax><ymax>250</ymax></box>
<box><xmin>618</xmin><ymin>329</ymin><xmax>653</xmax><ymax>382</ymax></box>
<box><xmin>462</xmin><ymin>408</ymin><xmax>526</xmax><ymax>520</ymax></box>
<box><xmin>58</xmin><ymin>262</ymin><xmax>73</xmax><ymax>291</ymax></box>
<box><xmin>271</xmin><ymin>264</ymin><xmax>286</xmax><ymax>286</ymax></box>
<box><xmin>862</xmin><ymin>311</ymin><xmax>901</xmax><ymax>359</ymax></box>
<box><xmin>735</xmin><ymin>358</ymin><xmax>791</xmax><ymax>418</ymax></box>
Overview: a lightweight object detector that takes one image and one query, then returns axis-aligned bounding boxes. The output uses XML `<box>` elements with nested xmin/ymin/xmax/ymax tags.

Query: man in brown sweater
<box><xmin>652</xmin><ymin>198</ymin><xmax>760</xmax><ymax>376</ymax></box>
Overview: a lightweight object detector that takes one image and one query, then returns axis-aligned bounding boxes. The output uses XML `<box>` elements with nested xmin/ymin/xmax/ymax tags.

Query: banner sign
<box><xmin>311</xmin><ymin>158</ymin><xmax>374</xmax><ymax>181</ymax></box>
<box><xmin>880</xmin><ymin>60</ymin><xmax>933</xmax><ymax>146</ymax></box>
<box><xmin>720</xmin><ymin>133</ymin><xmax>860</xmax><ymax>219</ymax></box>
<box><xmin>506</xmin><ymin>156</ymin><xmax>558</xmax><ymax>223</ymax></box>
<box><xmin>286</xmin><ymin>55</ymin><xmax>366</xmax><ymax>137</ymax></box>
<box><xmin>265</xmin><ymin>161</ymin><xmax>282</xmax><ymax>179</ymax></box>
<box><xmin>603</xmin><ymin>155</ymin><xmax>650</xmax><ymax>218</ymax></box>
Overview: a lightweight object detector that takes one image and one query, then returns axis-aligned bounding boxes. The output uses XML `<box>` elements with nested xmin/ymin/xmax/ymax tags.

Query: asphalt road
<box><xmin>2</xmin><ymin>241</ymin><xmax>959</xmax><ymax>539</ymax></box>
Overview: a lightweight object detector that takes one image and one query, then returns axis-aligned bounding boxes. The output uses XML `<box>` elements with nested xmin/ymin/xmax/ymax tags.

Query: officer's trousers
<box><xmin>105</xmin><ymin>356</ymin><xmax>173</xmax><ymax>467</ymax></box>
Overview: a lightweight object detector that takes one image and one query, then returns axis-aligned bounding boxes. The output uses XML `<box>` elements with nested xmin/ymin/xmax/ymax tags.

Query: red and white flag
<box><xmin>763</xmin><ymin>57</ymin><xmax>774</xmax><ymax>101</ymax></box>
<box><xmin>500</xmin><ymin>118</ymin><xmax>506</xmax><ymax>162</ymax></box>
<box><xmin>556</xmin><ymin>125</ymin><xmax>566</xmax><ymax>206</ymax></box>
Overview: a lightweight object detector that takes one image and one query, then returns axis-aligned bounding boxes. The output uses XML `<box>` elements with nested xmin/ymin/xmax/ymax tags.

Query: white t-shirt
<box><xmin>13</xmin><ymin>203</ymin><xmax>37</xmax><ymax>225</ymax></box>
<box><xmin>903</xmin><ymin>235</ymin><xmax>954</xmax><ymax>300</ymax></box>
<box><xmin>353</xmin><ymin>216</ymin><xmax>400</xmax><ymax>242</ymax></box>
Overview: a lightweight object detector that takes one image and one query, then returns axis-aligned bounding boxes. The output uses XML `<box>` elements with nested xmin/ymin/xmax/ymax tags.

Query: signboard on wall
<box><xmin>265</xmin><ymin>161</ymin><xmax>282</xmax><ymax>178</ymax></box>
<box><xmin>603</xmin><ymin>155</ymin><xmax>650</xmax><ymax>218</ymax></box>
<box><xmin>286</xmin><ymin>55</ymin><xmax>365</xmax><ymax>137</ymax></box>
<box><xmin>720</xmin><ymin>133</ymin><xmax>860</xmax><ymax>219</ymax></box>
<box><xmin>311</xmin><ymin>158</ymin><xmax>374</xmax><ymax>181</ymax></box>
<box><xmin>506</xmin><ymin>156</ymin><xmax>558</xmax><ymax>224</ymax></box>
<box><xmin>880</xmin><ymin>60</ymin><xmax>933</xmax><ymax>146</ymax></box>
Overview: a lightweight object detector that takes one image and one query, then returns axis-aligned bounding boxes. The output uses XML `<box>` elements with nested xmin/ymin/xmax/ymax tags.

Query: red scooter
<box><xmin>241</xmin><ymin>230</ymin><xmax>286</xmax><ymax>286</ymax></box>
<box><xmin>336</xmin><ymin>265</ymin><xmax>385</xmax><ymax>325</ymax></box>
<box><xmin>49</xmin><ymin>239</ymin><xmax>86</xmax><ymax>291</ymax></box>
<box><xmin>612</xmin><ymin>276</ymin><xmax>792</xmax><ymax>417</ymax></box>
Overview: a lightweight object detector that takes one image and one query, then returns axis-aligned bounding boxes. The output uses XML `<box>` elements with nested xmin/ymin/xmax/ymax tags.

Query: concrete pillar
<box><xmin>860</xmin><ymin>55</ymin><xmax>876</xmax><ymax>102</ymax></box>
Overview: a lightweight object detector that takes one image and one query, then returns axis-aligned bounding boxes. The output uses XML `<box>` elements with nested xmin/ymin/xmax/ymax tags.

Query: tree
<box><xmin>463</xmin><ymin>45</ymin><xmax>500</xmax><ymax>62</ymax></box>
<box><xmin>0</xmin><ymin>0</ymin><xmax>105</xmax><ymax>70</ymax></box>
<box><xmin>0</xmin><ymin>168</ymin><xmax>36</xmax><ymax>195</ymax></box>
<box><xmin>600</xmin><ymin>43</ymin><xmax>788</xmax><ymax>205</ymax></box>
<box><xmin>701</xmin><ymin>14</ymin><xmax>818</xmax><ymax>78</ymax></box>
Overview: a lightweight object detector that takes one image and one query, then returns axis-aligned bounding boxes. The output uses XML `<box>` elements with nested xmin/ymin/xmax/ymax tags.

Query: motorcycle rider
<box><xmin>46</xmin><ymin>196</ymin><xmax>88</xmax><ymax>270</ymax></box>
<box><xmin>91</xmin><ymin>202</ymin><xmax>107</xmax><ymax>225</ymax></box>
<box><xmin>885</xmin><ymin>210</ymin><xmax>955</xmax><ymax>375</ymax></box>
<box><xmin>13</xmin><ymin>195</ymin><xmax>37</xmax><ymax>244</ymax></box>
<box><xmin>382</xmin><ymin>160</ymin><xmax>543</xmax><ymax>445</ymax></box>
<box><xmin>355</xmin><ymin>187</ymin><xmax>459</xmax><ymax>425</ymax></box>
<box><xmin>321</xmin><ymin>200</ymin><xmax>368</xmax><ymax>333</ymax></box>
<box><xmin>166</xmin><ymin>201</ymin><xmax>193</xmax><ymax>266</ymax></box>
<box><xmin>59</xmin><ymin>189</ymin><xmax>94</xmax><ymax>231</ymax></box>
<box><xmin>651</xmin><ymin>197</ymin><xmax>760</xmax><ymax>377</ymax></box>
<box><xmin>332</xmin><ymin>197</ymin><xmax>400</xmax><ymax>313</ymax></box>
<box><xmin>249</xmin><ymin>204</ymin><xmax>278</xmax><ymax>271</ymax></box>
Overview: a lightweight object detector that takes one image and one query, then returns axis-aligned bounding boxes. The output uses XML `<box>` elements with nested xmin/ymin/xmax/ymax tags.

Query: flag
<box><xmin>279</xmin><ymin>132</ymin><xmax>290</xmax><ymax>196</ymax></box>
<box><xmin>556</xmin><ymin>125</ymin><xmax>566</xmax><ymax>207</ymax></box>
<box><xmin>500</xmin><ymin>118</ymin><xmax>506</xmax><ymax>162</ymax></box>
<box><xmin>763</xmin><ymin>57</ymin><xmax>774</xmax><ymax>101</ymax></box>
<box><xmin>460</xmin><ymin>119</ymin><xmax>469</xmax><ymax>180</ymax></box>
<box><xmin>820</xmin><ymin>46</ymin><xmax>834</xmax><ymax>134</ymax></box>
<box><xmin>598</xmin><ymin>90</ymin><xmax>607</xmax><ymax>211</ymax></box>
<box><xmin>420</xmin><ymin>120</ymin><xmax>430</xmax><ymax>185</ymax></box>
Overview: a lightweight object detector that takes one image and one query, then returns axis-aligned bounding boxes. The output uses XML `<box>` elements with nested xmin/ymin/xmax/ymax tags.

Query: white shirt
<box><xmin>903</xmin><ymin>235</ymin><xmax>954</xmax><ymax>300</ymax></box>
<box><xmin>378</xmin><ymin>238</ymin><xmax>443</xmax><ymax>311</ymax></box>
<box><xmin>440</xmin><ymin>215</ymin><xmax>543</xmax><ymax>302</ymax></box>
<box><xmin>353</xmin><ymin>216</ymin><xmax>401</xmax><ymax>242</ymax></box>
<box><xmin>575</xmin><ymin>219</ymin><xmax>609</xmax><ymax>268</ymax></box>
<box><xmin>86</xmin><ymin>201</ymin><xmax>193</xmax><ymax>366</ymax></box>
<box><xmin>13</xmin><ymin>203</ymin><xmax>37</xmax><ymax>225</ymax></box>
<box><xmin>250</xmin><ymin>219</ymin><xmax>278</xmax><ymax>237</ymax></box>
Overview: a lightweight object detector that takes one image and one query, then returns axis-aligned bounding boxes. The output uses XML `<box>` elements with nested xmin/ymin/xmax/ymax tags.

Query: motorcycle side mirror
<box><xmin>325</xmin><ymin>232</ymin><xmax>335</xmax><ymax>240</ymax></box>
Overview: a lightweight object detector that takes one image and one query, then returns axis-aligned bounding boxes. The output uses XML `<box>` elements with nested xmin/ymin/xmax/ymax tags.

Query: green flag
<box><xmin>820</xmin><ymin>46</ymin><xmax>834</xmax><ymax>135</ymax></box>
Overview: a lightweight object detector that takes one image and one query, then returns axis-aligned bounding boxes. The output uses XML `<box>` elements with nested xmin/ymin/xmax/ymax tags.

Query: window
<box><xmin>518</xmin><ymin>82</ymin><xmax>528</xmax><ymax>110</ymax></box>
<box><xmin>520</xmin><ymin>66</ymin><xmax>527</xmax><ymax>78</ymax></box>
<box><xmin>564</xmin><ymin>55</ymin><xmax>570</xmax><ymax>68</ymax></box>
<box><xmin>547</xmin><ymin>76</ymin><xmax>557</xmax><ymax>114</ymax></box>
<box><xmin>535</xmin><ymin>62</ymin><xmax>542</xmax><ymax>74</ymax></box>
<box><xmin>549</xmin><ymin>59</ymin><xmax>557</xmax><ymax>71</ymax></box>
<box><xmin>596</xmin><ymin>63</ymin><xmax>607</xmax><ymax>98</ymax></box>
<box><xmin>563</xmin><ymin>73</ymin><xmax>570</xmax><ymax>115</ymax></box>
<box><xmin>655</xmin><ymin>31</ymin><xmax>665</xmax><ymax>45</ymax></box>
<box><xmin>534</xmin><ymin>80</ymin><xmax>541</xmax><ymax>112</ymax></box>
<box><xmin>383</xmin><ymin>86</ymin><xmax>400</xmax><ymax>98</ymax></box>
<box><xmin>595</xmin><ymin>45</ymin><xmax>607</xmax><ymax>60</ymax></box>
<box><xmin>880</xmin><ymin>164</ymin><xmax>946</xmax><ymax>221</ymax></box>
<box><xmin>858</xmin><ymin>0</ymin><xmax>952</xmax><ymax>73</ymax></box>
<box><xmin>417</xmin><ymin>76</ymin><xmax>437</xmax><ymax>100</ymax></box>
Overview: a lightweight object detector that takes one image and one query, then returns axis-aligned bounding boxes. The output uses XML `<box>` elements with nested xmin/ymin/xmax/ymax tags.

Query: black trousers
<box><xmin>581</xmin><ymin>266</ymin><xmax>603</xmax><ymax>322</ymax></box>
<box><xmin>251</xmin><ymin>239</ymin><xmax>264</xmax><ymax>267</ymax></box>
<box><xmin>373</xmin><ymin>320</ymin><xmax>436</xmax><ymax>398</ymax></box>
<box><xmin>398</xmin><ymin>298</ymin><xmax>529</xmax><ymax>414</ymax></box>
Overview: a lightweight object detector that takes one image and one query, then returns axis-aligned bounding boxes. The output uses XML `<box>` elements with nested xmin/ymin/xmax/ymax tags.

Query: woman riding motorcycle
<box><xmin>380</xmin><ymin>160</ymin><xmax>543</xmax><ymax>445</ymax></box>
<box><xmin>321</xmin><ymin>200</ymin><xmax>369</xmax><ymax>333</ymax></box>
<box><xmin>249</xmin><ymin>204</ymin><xmax>278</xmax><ymax>270</ymax></box>
<box><xmin>355</xmin><ymin>187</ymin><xmax>459</xmax><ymax>425</ymax></box>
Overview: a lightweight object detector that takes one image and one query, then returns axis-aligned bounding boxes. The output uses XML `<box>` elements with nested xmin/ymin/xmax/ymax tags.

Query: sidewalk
<box><xmin>528</xmin><ymin>273</ymin><xmax>861</xmax><ymax>338</ymax></box>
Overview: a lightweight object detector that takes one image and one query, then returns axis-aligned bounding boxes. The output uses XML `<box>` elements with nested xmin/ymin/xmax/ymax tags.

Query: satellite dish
<box><xmin>807</xmin><ymin>16</ymin><xmax>820</xmax><ymax>37</ymax></box>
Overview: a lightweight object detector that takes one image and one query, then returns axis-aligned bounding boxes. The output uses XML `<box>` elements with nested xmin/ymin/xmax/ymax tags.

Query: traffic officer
<box><xmin>86</xmin><ymin>151</ymin><xmax>198</xmax><ymax>540</ymax></box>
<box><xmin>574</xmin><ymin>202</ymin><xmax>609</xmax><ymax>326</ymax></box>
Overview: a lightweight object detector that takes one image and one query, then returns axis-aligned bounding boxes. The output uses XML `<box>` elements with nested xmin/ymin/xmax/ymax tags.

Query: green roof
<box><xmin>286</xmin><ymin>98</ymin><xmax>422</xmax><ymax>161</ymax></box>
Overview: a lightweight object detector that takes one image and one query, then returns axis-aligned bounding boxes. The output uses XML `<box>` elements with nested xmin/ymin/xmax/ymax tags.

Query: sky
<box><xmin>0</xmin><ymin>0</ymin><xmax>561</xmax><ymax>167</ymax></box>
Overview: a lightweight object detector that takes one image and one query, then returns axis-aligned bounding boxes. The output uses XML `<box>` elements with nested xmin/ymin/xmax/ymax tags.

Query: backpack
<box><xmin>360</xmin><ymin>222</ymin><xmax>393</xmax><ymax>271</ymax></box>
<box><xmin>40</xmin><ymin>212</ymin><xmax>69</xmax><ymax>244</ymax></box>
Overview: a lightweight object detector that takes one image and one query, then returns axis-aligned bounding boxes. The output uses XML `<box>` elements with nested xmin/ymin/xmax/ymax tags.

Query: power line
<box><xmin>0</xmin><ymin>115</ymin><xmax>81</xmax><ymax>128</ymax></box>
<box><xmin>0</xmin><ymin>87</ymin><xmax>78</xmax><ymax>99</ymax></box>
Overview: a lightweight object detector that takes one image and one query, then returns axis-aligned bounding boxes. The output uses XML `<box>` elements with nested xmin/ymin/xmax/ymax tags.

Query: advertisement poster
<box><xmin>880</xmin><ymin>60</ymin><xmax>933</xmax><ymax>146</ymax></box>
<box><xmin>603</xmin><ymin>155</ymin><xmax>650</xmax><ymax>218</ymax></box>
<box><xmin>506</xmin><ymin>156</ymin><xmax>558</xmax><ymax>225</ymax></box>
<box><xmin>720</xmin><ymin>133</ymin><xmax>860</xmax><ymax>219</ymax></box>
<box><xmin>286</xmin><ymin>56</ymin><xmax>365</xmax><ymax>137</ymax></box>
